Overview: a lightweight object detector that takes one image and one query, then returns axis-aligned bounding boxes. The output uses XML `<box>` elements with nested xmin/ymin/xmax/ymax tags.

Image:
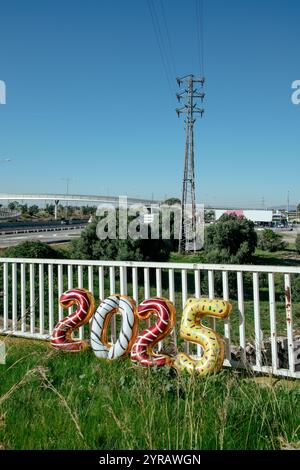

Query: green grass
<box><xmin>0</xmin><ymin>337</ymin><xmax>299</xmax><ymax>450</ymax></box>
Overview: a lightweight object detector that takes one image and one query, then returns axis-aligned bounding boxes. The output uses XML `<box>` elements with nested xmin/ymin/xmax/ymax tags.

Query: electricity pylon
<box><xmin>176</xmin><ymin>74</ymin><xmax>205</xmax><ymax>252</ymax></box>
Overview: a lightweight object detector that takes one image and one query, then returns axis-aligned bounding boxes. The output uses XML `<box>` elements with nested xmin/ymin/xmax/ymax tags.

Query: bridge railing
<box><xmin>0</xmin><ymin>257</ymin><xmax>299</xmax><ymax>378</ymax></box>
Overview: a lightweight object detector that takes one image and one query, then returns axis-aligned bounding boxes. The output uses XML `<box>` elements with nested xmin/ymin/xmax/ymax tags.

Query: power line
<box><xmin>147</xmin><ymin>0</ymin><xmax>176</xmax><ymax>96</ymax></box>
<box><xmin>159</xmin><ymin>0</ymin><xmax>177</xmax><ymax>78</ymax></box>
<box><xmin>195</xmin><ymin>0</ymin><xmax>205</xmax><ymax>77</ymax></box>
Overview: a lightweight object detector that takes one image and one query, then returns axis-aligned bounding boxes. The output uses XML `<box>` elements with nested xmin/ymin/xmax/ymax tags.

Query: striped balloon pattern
<box><xmin>131</xmin><ymin>297</ymin><xmax>176</xmax><ymax>367</ymax></box>
<box><xmin>51</xmin><ymin>288</ymin><xmax>95</xmax><ymax>352</ymax></box>
<box><xmin>173</xmin><ymin>298</ymin><xmax>232</xmax><ymax>376</ymax></box>
<box><xmin>90</xmin><ymin>295</ymin><xmax>138</xmax><ymax>360</ymax></box>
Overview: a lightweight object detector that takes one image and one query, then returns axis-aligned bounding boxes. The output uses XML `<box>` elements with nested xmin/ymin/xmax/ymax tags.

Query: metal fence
<box><xmin>0</xmin><ymin>257</ymin><xmax>299</xmax><ymax>378</ymax></box>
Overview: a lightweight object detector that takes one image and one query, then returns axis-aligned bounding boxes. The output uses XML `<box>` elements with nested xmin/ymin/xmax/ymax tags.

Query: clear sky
<box><xmin>0</xmin><ymin>0</ymin><xmax>299</xmax><ymax>208</ymax></box>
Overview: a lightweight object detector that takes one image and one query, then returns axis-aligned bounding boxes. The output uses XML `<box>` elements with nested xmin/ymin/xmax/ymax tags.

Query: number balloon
<box><xmin>51</xmin><ymin>288</ymin><xmax>95</xmax><ymax>352</ymax></box>
<box><xmin>173</xmin><ymin>298</ymin><xmax>232</xmax><ymax>376</ymax></box>
<box><xmin>131</xmin><ymin>297</ymin><xmax>176</xmax><ymax>367</ymax></box>
<box><xmin>90</xmin><ymin>295</ymin><xmax>138</xmax><ymax>360</ymax></box>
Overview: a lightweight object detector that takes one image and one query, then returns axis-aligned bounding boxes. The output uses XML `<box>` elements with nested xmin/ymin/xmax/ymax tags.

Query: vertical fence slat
<box><xmin>30</xmin><ymin>264</ymin><xmax>35</xmax><ymax>334</ymax></box>
<box><xmin>109</xmin><ymin>266</ymin><xmax>116</xmax><ymax>343</ymax></box>
<box><xmin>132</xmin><ymin>267</ymin><xmax>138</xmax><ymax>303</ymax></box>
<box><xmin>67</xmin><ymin>265</ymin><xmax>73</xmax><ymax>315</ymax></box>
<box><xmin>181</xmin><ymin>270</ymin><xmax>189</xmax><ymax>354</ymax></box>
<box><xmin>195</xmin><ymin>268</ymin><xmax>202</xmax><ymax>357</ymax></box>
<box><xmin>120</xmin><ymin>266</ymin><xmax>127</xmax><ymax>295</ymax></box>
<box><xmin>284</xmin><ymin>273</ymin><xmax>295</xmax><ymax>373</ymax></box>
<box><xmin>144</xmin><ymin>268</ymin><xmax>150</xmax><ymax>299</ymax></box>
<box><xmin>168</xmin><ymin>268</ymin><xmax>177</xmax><ymax>348</ymax></box>
<box><xmin>222</xmin><ymin>271</ymin><xmax>231</xmax><ymax>361</ymax></box>
<box><xmin>253</xmin><ymin>272</ymin><xmax>262</xmax><ymax>368</ymax></box>
<box><xmin>67</xmin><ymin>265</ymin><xmax>73</xmax><ymax>289</ymax></box>
<box><xmin>194</xmin><ymin>269</ymin><xmax>200</xmax><ymax>298</ymax></box>
<box><xmin>99</xmin><ymin>266</ymin><xmax>104</xmax><ymax>301</ymax></box>
<box><xmin>88</xmin><ymin>266</ymin><xmax>94</xmax><ymax>294</ymax></box>
<box><xmin>237</xmin><ymin>271</ymin><xmax>246</xmax><ymax>362</ymax></box>
<box><xmin>77</xmin><ymin>265</ymin><xmax>83</xmax><ymax>288</ymax></box>
<box><xmin>144</xmin><ymin>268</ymin><xmax>151</xmax><ymax>327</ymax></box>
<box><xmin>39</xmin><ymin>264</ymin><xmax>44</xmax><ymax>335</ymax></box>
<box><xmin>20</xmin><ymin>263</ymin><xmax>26</xmax><ymax>333</ymax></box>
<box><xmin>208</xmin><ymin>270</ymin><xmax>216</xmax><ymax>330</ymax></box>
<box><xmin>12</xmin><ymin>263</ymin><xmax>17</xmax><ymax>331</ymax></box>
<box><xmin>169</xmin><ymin>269</ymin><xmax>175</xmax><ymax>303</ymax></box>
<box><xmin>109</xmin><ymin>266</ymin><xmax>115</xmax><ymax>295</ymax></box>
<box><xmin>268</xmin><ymin>272</ymin><xmax>278</xmax><ymax>371</ymax></box>
<box><xmin>181</xmin><ymin>270</ymin><xmax>187</xmax><ymax>309</ymax></box>
<box><xmin>48</xmin><ymin>264</ymin><xmax>54</xmax><ymax>335</ymax></box>
<box><xmin>156</xmin><ymin>268</ymin><xmax>162</xmax><ymax>297</ymax></box>
<box><xmin>77</xmin><ymin>265</ymin><xmax>84</xmax><ymax>339</ymax></box>
<box><xmin>3</xmin><ymin>262</ymin><xmax>8</xmax><ymax>330</ymax></box>
<box><xmin>58</xmin><ymin>265</ymin><xmax>64</xmax><ymax>321</ymax></box>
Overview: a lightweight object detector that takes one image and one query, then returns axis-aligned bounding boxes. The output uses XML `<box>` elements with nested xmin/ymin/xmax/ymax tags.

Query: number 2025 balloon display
<box><xmin>50</xmin><ymin>288</ymin><xmax>232</xmax><ymax>376</ymax></box>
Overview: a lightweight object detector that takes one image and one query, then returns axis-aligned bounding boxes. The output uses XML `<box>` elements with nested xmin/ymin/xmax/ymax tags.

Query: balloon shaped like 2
<box><xmin>131</xmin><ymin>297</ymin><xmax>176</xmax><ymax>367</ymax></box>
<box><xmin>90</xmin><ymin>295</ymin><xmax>138</xmax><ymax>360</ymax></box>
<box><xmin>51</xmin><ymin>288</ymin><xmax>95</xmax><ymax>352</ymax></box>
<box><xmin>173</xmin><ymin>298</ymin><xmax>232</xmax><ymax>376</ymax></box>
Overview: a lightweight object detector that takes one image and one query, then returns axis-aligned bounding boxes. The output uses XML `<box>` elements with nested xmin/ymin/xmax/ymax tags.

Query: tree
<box><xmin>257</xmin><ymin>229</ymin><xmax>287</xmax><ymax>252</ymax></box>
<box><xmin>20</xmin><ymin>204</ymin><xmax>28</xmax><ymax>215</ymax></box>
<box><xmin>164</xmin><ymin>198</ymin><xmax>181</xmax><ymax>206</ymax></box>
<box><xmin>71</xmin><ymin>211</ymin><xmax>172</xmax><ymax>262</ymax></box>
<box><xmin>45</xmin><ymin>204</ymin><xmax>55</xmax><ymax>216</ymax></box>
<box><xmin>8</xmin><ymin>201</ymin><xmax>18</xmax><ymax>211</ymax></box>
<box><xmin>204</xmin><ymin>214</ymin><xmax>257</xmax><ymax>264</ymax></box>
<box><xmin>204</xmin><ymin>210</ymin><xmax>215</xmax><ymax>223</ymax></box>
<box><xmin>28</xmin><ymin>205</ymin><xmax>39</xmax><ymax>216</ymax></box>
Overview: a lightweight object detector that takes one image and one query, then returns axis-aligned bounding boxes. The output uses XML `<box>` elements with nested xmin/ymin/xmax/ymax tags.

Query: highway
<box><xmin>0</xmin><ymin>227</ymin><xmax>83</xmax><ymax>248</ymax></box>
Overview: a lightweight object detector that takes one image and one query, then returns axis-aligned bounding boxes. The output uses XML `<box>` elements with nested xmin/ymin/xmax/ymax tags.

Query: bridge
<box><xmin>0</xmin><ymin>193</ymin><xmax>161</xmax><ymax>219</ymax></box>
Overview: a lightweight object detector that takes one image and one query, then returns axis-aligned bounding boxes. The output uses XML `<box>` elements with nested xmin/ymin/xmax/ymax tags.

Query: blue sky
<box><xmin>0</xmin><ymin>0</ymin><xmax>299</xmax><ymax>207</ymax></box>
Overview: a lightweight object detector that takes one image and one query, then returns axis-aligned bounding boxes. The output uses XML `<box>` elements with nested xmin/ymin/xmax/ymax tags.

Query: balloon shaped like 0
<box><xmin>51</xmin><ymin>288</ymin><xmax>95</xmax><ymax>352</ymax></box>
<box><xmin>90</xmin><ymin>295</ymin><xmax>138</xmax><ymax>360</ymax></box>
<box><xmin>173</xmin><ymin>298</ymin><xmax>232</xmax><ymax>376</ymax></box>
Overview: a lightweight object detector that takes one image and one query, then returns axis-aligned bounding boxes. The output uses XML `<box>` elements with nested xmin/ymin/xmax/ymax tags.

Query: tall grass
<box><xmin>0</xmin><ymin>337</ymin><xmax>299</xmax><ymax>450</ymax></box>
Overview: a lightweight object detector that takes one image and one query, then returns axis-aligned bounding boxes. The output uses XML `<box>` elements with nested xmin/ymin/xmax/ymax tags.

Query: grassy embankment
<box><xmin>0</xmin><ymin>337</ymin><xmax>300</xmax><ymax>450</ymax></box>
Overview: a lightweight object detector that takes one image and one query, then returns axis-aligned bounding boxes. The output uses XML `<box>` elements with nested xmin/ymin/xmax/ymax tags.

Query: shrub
<box><xmin>295</xmin><ymin>234</ymin><xmax>300</xmax><ymax>254</ymax></box>
<box><xmin>4</xmin><ymin>241</ymin><xmax>64</xmax><ymax>259</ymax></box>
<box><xmin>71</xmin><ymin>214</ymin><xmax>173</xmax><ymax>262</ymax></box>
<box><xmin>257</xmin><ymin>229</ymin><xmax>287</xmax><ymax>252</ymax></box>
<box><xmin>204</xmin><ymin>214</ymin><xmax>257</xmax><ymax>264</ymax></box>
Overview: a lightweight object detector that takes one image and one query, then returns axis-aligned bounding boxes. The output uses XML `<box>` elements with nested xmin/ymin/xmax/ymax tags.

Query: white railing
<box><xmin>0</xmin><ymin>257</ymin><xmax>299</xmax><ymax>378</ymax></box>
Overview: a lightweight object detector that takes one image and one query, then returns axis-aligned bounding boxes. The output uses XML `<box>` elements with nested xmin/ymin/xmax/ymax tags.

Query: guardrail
<box><xmin>0</xmin><ymin>225</ymin><xmax>86</xmax><ymax>235</ymax></box>
<box><xmin>0</xmin><ymin>257</ymin><xmax>299</xmax><ymax>378</ymax></box>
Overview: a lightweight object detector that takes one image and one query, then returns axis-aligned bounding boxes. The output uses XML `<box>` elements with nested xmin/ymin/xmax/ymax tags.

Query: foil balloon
<box><xmin>173</xmin><ymin>298</ymin><xmax>232</xmax><ymax>376</ymax></box>
<box><xmin>51</xmin><ymin>288</ymin><xmax>95</xmax><ymax>352</ymax></box>
<box><xmin>90</xmin><ymin>295</ymin><xmax>138</xmax><ymax>360</ymax></box>
<box><xmin>131</xmin><ymin>297</ymin><xmax>176</xmax><ymax>367</ymax></box>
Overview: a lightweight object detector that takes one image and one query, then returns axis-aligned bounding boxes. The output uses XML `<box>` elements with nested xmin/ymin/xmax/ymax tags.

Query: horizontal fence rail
<box><xmin>0</xmin><ymin>257</ymin><xmax>300</xmax><ymax>378</ymax></box>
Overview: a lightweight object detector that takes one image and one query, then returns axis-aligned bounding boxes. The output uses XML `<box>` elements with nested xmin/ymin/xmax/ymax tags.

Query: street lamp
<box><xmin>61</xmin><ymin>178</ymin><xmax>71</xmax><ymax>219</ymax></box>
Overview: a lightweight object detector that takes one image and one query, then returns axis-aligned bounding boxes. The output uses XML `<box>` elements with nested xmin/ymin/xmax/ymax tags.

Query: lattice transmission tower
<box><xmin>176</xmin><ymin>74</ymin><xmax>205</xmax><ymax>252</ymax></box>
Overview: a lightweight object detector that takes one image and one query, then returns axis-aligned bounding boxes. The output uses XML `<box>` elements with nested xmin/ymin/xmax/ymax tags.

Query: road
<box><xmin>0</xmin><ymin>227</ymin><xmax>83</xmax><ymax>248</ymax></box>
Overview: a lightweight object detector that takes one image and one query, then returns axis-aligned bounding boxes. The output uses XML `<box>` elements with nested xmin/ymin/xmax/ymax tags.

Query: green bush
<box><xmin>204</xmin><ymin>214</ymin><xmax>257</xmax><ymax>264</ymax></box>
<box><xmin>4</xmin><ymin>241</ymin><xmax>64</xmax><ymax>259</ymax></box>
<box><xmin>71</xmin><ymin>214</ymin><xmax>173</xmax><ymax>262</ymax></box>
<box><xmin>295</xmin><ymin>233</ymin><xmax>300</xmax><ymax>254</ymax></box>
<box><xmin>257</xmin><ymin>229</ymin><xmax>287</xmax><ymax>252</ymax></box>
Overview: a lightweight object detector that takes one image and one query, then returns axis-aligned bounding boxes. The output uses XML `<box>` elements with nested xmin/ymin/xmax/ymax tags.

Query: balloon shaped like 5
<box><xmin>173</xmin><ymin>298</ymin><xmax>232</xmax><ymax>376</ymax></box>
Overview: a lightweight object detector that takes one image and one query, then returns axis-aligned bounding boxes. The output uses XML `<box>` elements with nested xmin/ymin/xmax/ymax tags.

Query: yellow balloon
<box><xmin>173</xmin><ymin>298</ymin><xmax>232</xmax><ymax>376</ymax></box>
